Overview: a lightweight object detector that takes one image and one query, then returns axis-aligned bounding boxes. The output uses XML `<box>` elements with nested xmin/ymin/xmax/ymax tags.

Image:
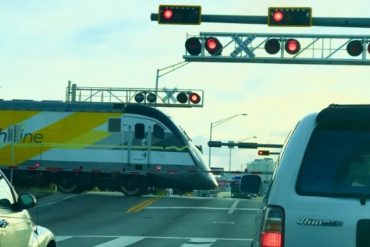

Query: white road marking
<box><xmin>55</xmin><ymin>236</ymin><xmax>73</xmax><ymax>242</ymax></box>
<box><xmin>146</xmin><ymin>206</ymin><xmax>259</xmax><ymax>211</ymax></box>
<box><xmin>180</xmin><ymin>238</ymin><xmax>216</xmax><ymax>247</ymax></box>
<box><xmin>94</xmin><ymin>236</ymin><xmax>145</xmax><ymax>247</ymax></box>
<box><xmin>212</xmin><ymin>221</ymin><xmax>235</xmax><ymax>224</ymax></box>
<box><xmin>36</xmin><ymin>194</ymin><xmax>79</xmax><ymax>208</ymax></box>
<box><xmin>228</xmin><ymin>199</ymin><xmax>240</xmax><ymax>214</ymax></box>
<box><xmin>55</xmin><ymin>235</ymin><xmax>253</xmax><ymax>242</ymax></box>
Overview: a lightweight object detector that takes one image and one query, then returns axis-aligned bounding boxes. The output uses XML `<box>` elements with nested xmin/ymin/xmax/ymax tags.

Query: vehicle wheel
<box><xmin>57</xmin><ymin>178</ymin><xmax>82</xmax><ymax>194</ymax></box>
<box><xmin>119</xmin><ymin>177</ymin><xmax>145</xmax><ymax>196</ymax></box>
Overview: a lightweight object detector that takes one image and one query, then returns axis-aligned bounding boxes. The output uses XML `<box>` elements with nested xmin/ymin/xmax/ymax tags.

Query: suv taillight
<box><xmin>260</xmin><ymin>206</ymin><xmax>284</xmax><ymax>247</ymax></box>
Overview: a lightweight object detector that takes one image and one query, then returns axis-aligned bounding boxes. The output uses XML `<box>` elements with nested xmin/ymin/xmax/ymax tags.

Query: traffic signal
<box><xmin>285</xmin><ymin>39</ymin><xmax>300</xmax><ymax>54</ymax></box>
<box><xmin>134</xmin><ymin>92</ymin><xmax>157</xmax><ymax>104</ymax></box>
<box><xmin>185</xmin><ymin>37</ymin><xmax>223</xmax><ymax>56</ymax></box>
<box><xmin>205</xmin><ymin>37</ymin><xmax>223</xmax><ymax>56</ymax></box>
<box><xmin>208</xmin><ymin>141</ymin><xmax>222</xmax><ymax>147</ymax></box>
<box><xmin>258</xmin><ymin>150</ymin><xmax>270</xmax><ymax>156</ymax></box>
<box><xmin>185</xmin><ymin>37</ymin><xmax>202</xmax><ymax>56</ymax></box>
<box><xmin>265</xmin><ymin>39</ymin><xmax>281</xmax><ymax>54</ymax></box>
<box><xmin>146</xmin><ymin>93</ymin><xmax>157</xmax><ymax>103</ymax></box>
<box><xmin>237</xmin><ymin>142</ymin><xmax>258</xmax><ymax>149</ymax></box>
<box><xmin>158</xmin><ymin>5</ymin><xmax>201</xmax><ymax>25</ymax></box>
<box><xmin>268</xmin><ymin>7</ymin><xmax>312</xmax><ymax>27</ymax></box>
<box><xmin>176</xmin><ymin>92</ymin><xmax>201</xmax><ymax>104</ymax></box>
<box><xmin>347</xmin><ymin>40</ymin><xmax>363</xmax><ymax>57</ymax></box>
<box><xmin>134</xmin><ymin>92</ymin><xmax>145</xmax><ymax>103</ymax></box>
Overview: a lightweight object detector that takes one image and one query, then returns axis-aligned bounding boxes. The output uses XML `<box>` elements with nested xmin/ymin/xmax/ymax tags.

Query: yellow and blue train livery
<box><xmin>0</xmin><ymin>100</ymin><xmax>218</xmax><ymax>196</ymax></box>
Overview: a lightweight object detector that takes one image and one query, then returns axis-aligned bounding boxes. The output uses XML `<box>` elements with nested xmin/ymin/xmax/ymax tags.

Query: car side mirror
<box><xmin>17</xmin><ymin>193</ymin><xmax>37</xmax><ymax>210</ymax></box>
<box><xmin>240</xmin><ymin>175</ymin><xmax>263</xmax><ymax>194</ymax></box>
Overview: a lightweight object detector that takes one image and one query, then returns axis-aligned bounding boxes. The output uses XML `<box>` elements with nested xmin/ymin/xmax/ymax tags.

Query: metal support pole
<box><xmin>229</xmin><ymin>147</ymin><xmax>232</xmax><ymax>172</ymax></box>
<box><xmin>155</xmin><ymin>69</ymin><xmax>159</xmax><ymax>107</ymax></box>
<box><xmin>208</xmin><ymin>123</ymin><xmax>213</xmax><ymax>167</ymax></box>
<box><xmin>208</xmin><ymin>113</ymin><xmax>247</xmax><ymax>167</ymax></box>
<box><xmin>151</xmin><ymin>13</ymin><xmax>370</xmax><ymax>28</ymax></box>
<box><xmin>154</xmin><ymin>61</ymin><xmax>190</xmax><ymax>107</ymax></box>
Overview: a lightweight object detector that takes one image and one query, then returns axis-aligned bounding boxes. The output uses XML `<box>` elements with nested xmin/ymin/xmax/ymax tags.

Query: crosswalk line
<box><xmin>55</xmin><ymin>236</ymin><xmax>73</xmax><ymax>242</ymax></box>
<box><xmin>93</xmin><ymin>236</ymin><xmax>145</xmax><ymax>247</ymax></box>
<box><xmin>180</xmin><ymin>238</ymin><xmax>217</xmax><ymax>247</ymax></box>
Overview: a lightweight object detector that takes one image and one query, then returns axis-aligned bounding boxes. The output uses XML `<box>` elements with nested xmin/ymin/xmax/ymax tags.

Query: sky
<box><xmin>0</xmin><ymin>0</ymin><xmax>369</xmax><ymax>171</ymax></box>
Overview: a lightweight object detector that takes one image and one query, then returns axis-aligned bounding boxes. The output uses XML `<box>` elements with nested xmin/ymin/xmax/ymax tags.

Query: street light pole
<box><xmin>154</xmin><ymin>61</ymin><xmax>190</xmax><ymax>107</ymax></box>
<box><xmin>208</xmin><ymin>113</ymin><xmax>247</xmax><ymax>167</ymax></box>
<box><xmin>229</xmin><ymin>147</ymin><xmax>232</xmax><ymax>172</ymax></box>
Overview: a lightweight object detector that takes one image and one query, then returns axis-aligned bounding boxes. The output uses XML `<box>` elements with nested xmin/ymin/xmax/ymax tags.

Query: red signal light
<box><xmin>189</xmin><ymin>93</ymin><xmax>201</xmax><ymax>104</ymax></box>
<box><xmin>205</xmin><ymin>37</ymin><xmax>223</xmax><ymax>56</ymax></box>
<box><xmin>272</xmin><ymin>10</ymin><xmax>284</xmax><ymax>22</ymax></box>
<box><xmin>268</xmin><ymin>7</ymin><xmax>312</xmax><ymax>27</ymax></box>
<box><xmin>258</xmin><ymin>150</ymin><xmax>270</xmax><ymax>156</ymax></box>
<box><xmin>207</xmin><ymin>39</ymin><xmax>217</xmax><ymax>50</ymax></box>
<box><xmin>163</xmin><ymin>9</ymin><xmax>173</xmax><ymax>20</ymax></box>
<box><xmin>158</xmin><ymin>5</ymin><xmax>201</xmax><ymax>25</ymax></box>
<box><xmin>285</xmin><ymin>39</ymin><xmax>300</xmax><ymax>54</ymax></box>
<box><xmin>176</xmin><ymin>92</ymin><xmax>201</xmax><ymax>104</ymax></box>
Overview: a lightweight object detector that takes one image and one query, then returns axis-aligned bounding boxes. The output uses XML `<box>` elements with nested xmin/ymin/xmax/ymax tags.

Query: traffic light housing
<box><xmin>208</xmin><ymin>141</ymin><xmax>222</xmax><ymax>147</ymax></box>
<box><xmin>176</xmin><ymin>92</ymin><xmax>201</xmax><ymax>104</ymax></box>
<box><xmin>265</xmin><ymin>39</ymin><xmax>281</xmax><ymax>55</ymax></box>
<box><xmin>347</xmin><ymin>40</ymin><xmax>363</xmax><ymax>57</ymax></box>
<box><xmin>185</xmin><ymin>37</ymin><xmax>223</xmax><ymax>56</ymax></box>
<box><xmin>205</xmin><ymin>37</ymin><xmax>223</xmax><ymax>56</ymax></box>
<box><xmin>134</xmin><ymin>92</ymin><xmax>157</xmax><ymax>104</ymax></box>
<box><xmin>268</xmin><ymin>7</ymin><xmax>312</xmax><ymax>27</ymax></box>
<box><xmin>258</xmin><ymin>150</ymin><xmax>270</xmax><ymax>156</ymax></box>
<box><xmin>185</xmin><ymin>37</ymin><xmax>202</xmax><ymax>56</ymax></box>
<box><xmin>158</xmin><ymin>5</ymin><xmax>201</xmax><ymax>25</ymax></box>
<box><xmin>285</xmin><ymin>39</ymin><xmax>300</xmax><ymax>54</ymax></box>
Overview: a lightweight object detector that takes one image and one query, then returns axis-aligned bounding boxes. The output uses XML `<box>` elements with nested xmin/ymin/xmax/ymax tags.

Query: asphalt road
<box><xmin>29</xmin><ymin>192</ymin><xmax>262</xmax><ymax>247</ymax></box>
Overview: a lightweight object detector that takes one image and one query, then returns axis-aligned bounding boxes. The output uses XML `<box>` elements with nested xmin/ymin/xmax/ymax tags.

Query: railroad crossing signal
<box><xmin>184</xmin><ymin>32</ymin><xmax>370</xmax><ymax>66</ymax></box>
<box><xmin>258</xmin><ymin>150</ymin><xmax>270</xmax><ymax>156</ymax></box>
<box><xmin>175</xmin><ymin>92</ymin><xmax>201</xmax><ymax>104</ymax></box>
<box><xmin>268</xmin><ymin>7</ymin><xmax>312</xmax><ymax>27</ymax></box>
<box><xmin>208</xmin><ymin>141</ymin><xmax>283</xmax><ymax>149</ymax></box>
<box><xmin>231</xmin><ymin>36</ymin><xmax>255</xmax><ymax>58</ymax></box>
<box><xmin>158</xmin><ymin>5</ymin><xmax>201</xmax><ymax>25</ymax></box>
<box><xmin>65</xmin><ymin>83</ymin><xmax>204</xmax><ymax>108</ymax></box>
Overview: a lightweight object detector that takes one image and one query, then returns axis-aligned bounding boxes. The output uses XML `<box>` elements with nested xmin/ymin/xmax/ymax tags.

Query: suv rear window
<box><xmin>297</xmin><ymin>123</ymin><xmax>370</xmax><ymax>198</ymax></box>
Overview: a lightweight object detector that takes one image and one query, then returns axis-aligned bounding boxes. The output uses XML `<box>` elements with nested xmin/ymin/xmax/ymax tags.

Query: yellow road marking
<box><xmin>126</xmin><ymin>198</ymin><xmax>160</xmax><ymax>213</ymax></box>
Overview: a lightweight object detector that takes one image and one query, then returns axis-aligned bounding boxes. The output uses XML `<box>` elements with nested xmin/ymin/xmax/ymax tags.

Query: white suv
<box><xmin>244</xmin><ymin>104</ymin><xmax>370</xmax><ymax>247</ymax></box>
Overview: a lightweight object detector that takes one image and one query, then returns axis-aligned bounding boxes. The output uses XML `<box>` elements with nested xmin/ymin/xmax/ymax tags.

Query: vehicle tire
<box><xmin>57</xmin><ymin>178</ymin><xmax>82</xmax><ymax>194</ymax></box>
<box><xmin>119</xmin><ymin>177</ymin><xmax>145</xmax><ymax>196</ymax></box>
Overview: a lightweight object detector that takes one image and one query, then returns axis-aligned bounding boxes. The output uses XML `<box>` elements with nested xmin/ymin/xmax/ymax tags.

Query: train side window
<box><xmin>108</xmin><ymin>118</ymin><xmax>121</xmax><ymax>132</ymax></box>
<box><xmin>135</xmin><ymin>123</ymin><xmax>145</xmax><ymax>139</ymax></box>
<box><xmin>153</xmin><ymin>124</ymin><xmax>164</xmax><ymax>139</ymax></box>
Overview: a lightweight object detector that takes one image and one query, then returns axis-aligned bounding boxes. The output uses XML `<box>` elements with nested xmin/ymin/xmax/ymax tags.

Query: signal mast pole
<box><xmin>151</xmin><ymin>13</ymin><xmax>370</xmax><ymax>28</ymax></box>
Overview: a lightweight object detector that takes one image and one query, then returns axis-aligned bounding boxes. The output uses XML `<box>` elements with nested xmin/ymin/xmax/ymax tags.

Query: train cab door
<box><xmin>122</xmin><ymin>117</ymin><xmax>152</xmax><ymax>172</ymax></box>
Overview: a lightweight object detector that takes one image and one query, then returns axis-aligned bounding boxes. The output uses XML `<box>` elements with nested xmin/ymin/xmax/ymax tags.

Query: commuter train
<box><xmin>0</xmin><ymin>100</ymin><xmax>218</xmax><ymax>196</ymax></box>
